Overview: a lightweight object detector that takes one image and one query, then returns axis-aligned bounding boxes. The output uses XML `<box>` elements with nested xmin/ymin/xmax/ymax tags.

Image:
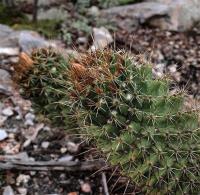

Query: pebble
<box><xmin>16</xmin><ymin>174</ymin><xmax>31</xmax><ymax>186</ymax></box>
<box><xmin>8</xmin><ymin>133</ymin><xmax>15</xmax><ymax>139</ymax></box>
<box><xmin>0</xmin><ymin>69</ymin><xmax>13</xmax><ymax>95</ymax></box>
<box><xmin>77</xmin><ymin>37</ymin><xmax>87</xmax><ymax>44</ymax></box>
<box><xmin>24</xmin><ymin>113</ymin><xmax>35</xmax><ymax>126</ymax></box>
<box><xmin>17</xmin><ymin>187</ymin><xmax>28</xmax><ymax>195</ymax></box>
<box><xmin>0</xmin><ymin>47</ymin><xmax>19</xmax><ymax>56</ymax></box>
<box><xmin>81</xmin><ymin>183</ymin><xmax>91</xmax><ymax>193</ymax></box>
<box><xmin>25</xmin><ymin>113</ymin><xmax>35</xmax><ymax>121</ymax></box>
<box><xmin>16</xmin><ymin>115</ymin><xmax>22</xmax><ymax>120</ymax></box>
<box><xmin>58</xmin><ymin>155</ymin><xmax>73</xmax><ymax>162</ymax></box>
<box><xmin>88</xmin><ymin>6</ymin><xmax>100</xmax><ymax>17</ymax></box>
<box><xmin>24</xmin><ymin>119</ymin><xmax>34</xmax><ymax>126</ymax></box>
<box><xmin>0</xmin><ymin>129</ymin><xmax>8</xmax><ymax>141</ymax></box>
<box><xmin>2</xmin><ymin>107</ymin><xmax>14</xmax><ymax>117</ymax></box>
<box><xmin>0</xmin><ymin>115</ymin><xmax>7</xmax><ymax>126</ymax></box>
<box><xmin>41</xmin><ymin>141</ymin><xmax>50</xmax><ymax>149</ymax></box>
<box><xmin>67</xmin><ymin>142</ymin><xmax>79</xmax><ymax>153</ymax></box>
<box><xmin>60</xmin><ymin>147</ymin><xmax>67</xmax><ymax>154</ymax></box>
<box><xmin>90</xmin><ymin>27</ymin><xmax>113</xmax><ymax>51</ymax></box>
<box><xmin>3</xmin><ymin>185</ymin><xmax>15</xmax><ymax>195</ymax></box>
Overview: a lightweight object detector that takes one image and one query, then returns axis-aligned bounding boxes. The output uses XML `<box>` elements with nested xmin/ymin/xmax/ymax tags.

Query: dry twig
<box><xmin>102</xmin><ymin>172</ymin><xmax>110</xmax><ymax>195</ymax></box>
<box><xmin>0</xmin><ymin>156</ymin><xmax>106</xmax><ymax>172</ymax></box>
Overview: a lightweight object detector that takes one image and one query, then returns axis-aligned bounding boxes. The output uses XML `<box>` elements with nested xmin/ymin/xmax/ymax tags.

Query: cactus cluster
<box><xmin>16</xmin><ymin>48</ymin><xmax>200</xmax><ymax>194</ymax></box>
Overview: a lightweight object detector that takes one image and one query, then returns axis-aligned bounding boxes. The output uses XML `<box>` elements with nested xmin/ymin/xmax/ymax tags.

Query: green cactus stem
<box><xmin>16</xmin><ymin>48</ymin><xmax>200</xmax><ymax>194</ymax></box>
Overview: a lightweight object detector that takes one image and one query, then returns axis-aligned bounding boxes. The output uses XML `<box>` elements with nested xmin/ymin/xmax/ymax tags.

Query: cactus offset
<box><xmin>16</xmin><ymin>48</ymin><xmax>200</xmax><ymax>194</ymax></box>
<box><xmin>15</xmin><ymin>48</ymin><xmax>74</xmax><ymax>128</ymax></box>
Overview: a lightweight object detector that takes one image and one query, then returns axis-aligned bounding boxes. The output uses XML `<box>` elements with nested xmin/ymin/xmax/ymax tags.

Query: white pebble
<box><xmin>60</xmin><ymin>147</ymin><xmax>67</xmax><ymax>154</ymax></box>
<box><xmin>2</xmin><ymin>107</ymin><xmax>14</xmax><ymax>117</ymax></box>
<box><xmin>0</xmin><ymin>129</ymin><xmax>8</xmax><ymax>141</ymax></box>
<box><xmin>0</xmin><ymin>115</ymin><xmax>7</xmax><ymax>126</ymax></box>
<box><xmin>58</xmin><ymin>155</ymin><xmax>73</xmax><ymax>162</ymax></box>
<box><xmin>81</xmin><ymin>183</ymin><xmax>91</xmax><ymax>193</ymax></box>
<box><xmin>25</xmin><ymin>113</ymin><xmax>35</xmax><ymax>120</ymax></box>
<box><xmin>3</xmin><ymin>185</ymin><xmax>15</xmax><ymax>195</ymax></box>
<box><xmin>41</xmin><ymin>141</ymin><xmax>50</xmax><ymax>149</ymax></box>
<box><xmin>67</xmin><ymin>142</ymin><xmax>79</xmax><ymax>153</ymax></box>
<box><xmin>16</xmin><ymin>174</ymin><xmax>30</xmax><ymax>186</ymax></box>
<box><xmin>17</xmin><ymin>187</ymin><xmax>27</xmax><ymax>195</ymax></box>
<box><xmin>24</xmin><ymin>119</ymin><xmax>34</xmax><ymax>126</ymax></box>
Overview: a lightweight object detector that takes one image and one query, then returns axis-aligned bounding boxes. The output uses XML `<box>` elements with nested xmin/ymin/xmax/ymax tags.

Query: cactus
<box><xmin>15</xmin><ymin>48</ymin><xmax>75</xmax><ymax>128</ymax></box>
<box><xmin>16</xmin><ymin>48</ymin><xmax>200</xmax><ymax>194</ymax></box>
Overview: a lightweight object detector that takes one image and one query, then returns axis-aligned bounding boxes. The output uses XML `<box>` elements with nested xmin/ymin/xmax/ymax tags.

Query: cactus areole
<box><xmin>17</xmin><ymin>48</ymin><xmax>200</xmax><ymax>194</ymax></box>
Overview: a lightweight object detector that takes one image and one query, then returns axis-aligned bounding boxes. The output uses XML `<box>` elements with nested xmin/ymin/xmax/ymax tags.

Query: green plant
<box><xmin>17</xmin><ymin>49</ymin><xmax>200</xmax><ymax>194</ymax></box>
<box><xmin>0</xmin><ymin>2</ymin><xmax>28</xmax><ymax>25</ymax></box>
<box><xmin>12</xmin><ymin>19</ymin><xmax>61</xmax><ymax>38</ymax></box>
<box><xmin>16</xmin><ymin>48</ymin><xmax>75</xmax><ymax>128</ymax></box>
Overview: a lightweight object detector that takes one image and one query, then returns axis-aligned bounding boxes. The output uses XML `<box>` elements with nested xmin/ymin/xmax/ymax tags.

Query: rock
<box><xmin>0</xmin><ymin>69</ymin><xmax>14</xmax><ymax>95</ymax></box>
<box><xmin>148</xmin><ymin>0</ymin><xmax>200</xmax><ymax>31</ymax></box>
<box><xmin>2</xmin><ymin>107</ymin><xmax>14</xmax><ymax>117</ymax></box>
<box><xmin>0</xmin><ymin>24</ymin><xmax>53</xmax><ymax>63</ymax></box>
<box><xmin>0</xmin><ymin>25</ymin><xmax>18</xmax><ymax>48</ymax></box>
<box><xmin>24</xmin><ymin>113</ymin><xmax>35</xmax><ymax>126</ymax></box>
<box><xmin>66</xmin><ymin>141</ymin><xmax>79</xmax><ymax>153</ymax></box>
<box><xmin>0</xmin><ymin>115</ymin><xmax>7</xmax><ymax>126</ymax></box>
<box><xmin>3</xmin><ymin>186</ymin><xmax>15</xmax><ymax>195</ymax></box>
<box><xmin>0</xmin><ymin>48</ymin><xmax>19</xmax><ymax>56</ymax></box>
<box><xmin>17</xmin><ymin>188</ymin><xmax>27</xmax><ymax>195</ymax></box>
<box><xmin>81</xmin><ymin>183</ymin><xmax>91</xmax><ymax>193</ymax></box>
<box><xmin>60</xmin><ymin>147</ymin><xmax>67</xmax><ymax>154</ymax></box>
<box><xmin>9</xmin><ymin>56</ymin><xmax>19</xmax><ymax>64</ymax></box>
<box><xmin>23</xmin><ymin>123</ymin><xmax>44</xmax><ymax>148</ymax></box>
<box><xmin>88</xmin><ymin>6</ymin><xmax>100</xmax><ymax>17</ymax></box>
<box><xmin>101</xmin><ymin>2</ymin><xmax>169</xmax><ymax>32</ymax></box>
<box><xmin>77</xmin><ymin>37</ymin><xmax>87</xmax><ymax>44</ymax></box>
<box><xmin>0</xmin><ymin>24</ymin><xmax>14</xmax><ymax>38</ymax></box>
<box><xmin>0</xmin><ymin>129</ymin><xmax>8</xmax><ymax>141</ymax></box>
<box><xmin>37</xmin><ymin>7</ymin><xmax>68</xmax><ymax>20</ymax></box>
<box><xmin>58</xmin><ymin>155</ymin><xmax>73</xmax><ymax>162</ymax></box>
<box><xmin>18</xmin><ymin>31</ymin><xmax>50</xmax><ymax>54</ymax></box>
<box><xmin>41</xmin><ymin>141</ymin><xmax>50</xmax><ymax>149</ymax></box>
<box><xmin>101</xmin><ymin>0</ymin><xmax>200</xmax><ymax>31</ymax></box>
<box><xmin>16</xmin><ymin>174</ymin><xmax>31</xmax><ymax>186</ymax></box>
<box><xmin>25</xmin><ymin>113</ymin><xmax>35</xmax><ymax>121</ymax></box>
<box><xmin>24</xmin><ymin>119</ymin><xmax>34</xmax><ymax>126</ymax></box>
<box><xmin>90</xmin><ymin>27</ymin><xmax>113</xmax><ymax>51</ymax></box>
<box><xmin>4</xmin><ymin>152</ymin><xmax>30</xmax><ymax>161</ymax></box>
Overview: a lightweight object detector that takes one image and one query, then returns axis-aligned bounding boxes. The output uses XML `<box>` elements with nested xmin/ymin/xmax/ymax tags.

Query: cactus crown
<box><xmin>16</xmin><ymin>48</ymin><xmax>200</xmax><ymax>194</ymax></box>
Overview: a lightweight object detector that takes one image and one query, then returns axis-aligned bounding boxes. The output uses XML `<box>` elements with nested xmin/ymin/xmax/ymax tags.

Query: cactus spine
<box><xmin>16</xmin><ymin>48</ymin><xmax>200</xmax><ymax>194</ymax></box>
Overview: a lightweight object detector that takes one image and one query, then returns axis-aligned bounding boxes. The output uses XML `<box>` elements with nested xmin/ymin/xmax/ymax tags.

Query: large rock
<box><xmin>101</xmin><ymin>2</ymin><xmax>169</xmax><ymax>32</ymax></box>
<box><xmin>18</xmin><ymin>31</ymin><xmax>51</xmax><ymax>54</ymax></box>
<box><xmin>149</xmin><ymin>0</ymin><xmax>200</xmax><ymax>31</ymax></box>
<box><xmin>0</xmin><ymin>25</ymin><xmax>53</xmax><ymax>68</ymax></box>
<box><xmin>0</xmin><ymin>24</ymin><xmax>14</xmax><ymax>39</ymax></box>
<box><xmin>101</xmin><ymin>0</ymin><xmax>200</xmax><ymax>31</ymax></box>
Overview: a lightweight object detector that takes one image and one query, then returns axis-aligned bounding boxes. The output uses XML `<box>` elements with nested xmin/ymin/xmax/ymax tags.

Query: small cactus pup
<box><xmin>15</xmin><ymin>48</ymin><xmax>75</xmax><ymax>128</ymax></box>
<box><xmin>68</xmin><ymin>49</ymin><xmax>200</xmax><ymax>194</ymax></box>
